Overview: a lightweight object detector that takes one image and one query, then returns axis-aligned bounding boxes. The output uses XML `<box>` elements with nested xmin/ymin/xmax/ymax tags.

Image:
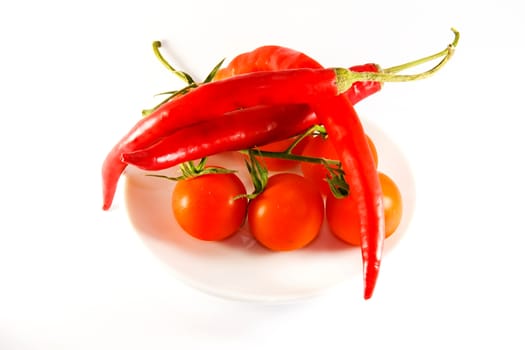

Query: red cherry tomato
<box><xmin>300</xmin><ymin>134</ymin><xmax>378</xmax><ymax>197</ymax></box>
<box><xmin>171</xmin><ymin>171</ymin><xmax>248</xmax><ymax>241</ymax></box>
<box><xmin>378</xmin><ymin>172</ymin><xmax>403</xmax><ymax>238</ymax></box>
<box><xmin>325</xmin><ymin>172</ymin><xmax>403</xmax><ymax>245</ymax></box>
<box><xmin>247</xmin><ymin>173</ymin><xmax>324</xmax><ymax>251</ymax></box>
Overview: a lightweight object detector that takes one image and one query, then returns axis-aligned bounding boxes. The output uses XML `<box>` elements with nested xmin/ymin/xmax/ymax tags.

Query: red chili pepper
<box><xmin>102</xmin><ymin>67</ymin><xmax>354</xmax><ymax>210</ymax></box>
<box><xmin>106</xmin><ymin>29</ymin><xmax>458</xmax><ymax>210</ymax></box>
<box><xmin>311</xmin><ymin>95</ymin><xmax>385</xmax><ymax>300</ymax></box>
<box><xmin>121</xmin><ymin>104</ymin><xmax>315</xmax><ymax>170</ymax></box>
<box><xmin>215</xmin><ymin>45</ymin><xmax>381</xmax><ymax>105</ymax></box>
<box><xmin>122</xmin><ymin>62</ymin><xmax>381</xmax><ymax>172</ymax></box>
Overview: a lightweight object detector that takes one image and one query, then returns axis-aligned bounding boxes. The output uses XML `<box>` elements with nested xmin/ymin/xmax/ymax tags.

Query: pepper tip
<box><xmin>363</xmin><ymin>267</ymin><xmax>380</xmax><ymax>300</ymax></box>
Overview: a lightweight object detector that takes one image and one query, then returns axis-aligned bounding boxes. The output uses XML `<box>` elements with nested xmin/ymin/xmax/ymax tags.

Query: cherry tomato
<box><xmin>379</xmin><ymin>172</ymin><xmax>403</xmax><ymax>237</ymax></box>
<box><xmin>300</xmin><ymin>134</ymin><xmax>378</xmax><ymax>197</ymax></box>
<box><xmin>325</xmin><ymin>172</ymin><xmax>403</xmax><ymax>245</ymax></box>
<box><xmin>247</xmin><ymin>173</ymin><xmax>324</xmax><ymax>251</ymax></box>
<box><xmin>171</xmin><ymin>171</ymin><xmax>248</xmax><ymax>241</ymax></box>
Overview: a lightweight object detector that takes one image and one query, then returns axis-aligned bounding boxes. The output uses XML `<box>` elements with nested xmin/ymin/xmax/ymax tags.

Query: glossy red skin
<box><xmin>172</xmin><ymin>171</ymin><xmax>248</xmax><ymax>241</ymax></box>
<box><xmin>215</xmin><ymin>45</ymin><xmax>381</xmax><ymax>105</ymax></box>
<box><xmin>102</xmin><ymin>68</ymin><xmax>344</xmax><ymax>210</ymax></box>
<box><xmin>124</xmin><ymin>64</ymin><xmax>380</xmax><ymax>172</ymax></box>
<box><xmin>247</xmin><ymin>173</ymin><xmax>324</xmax><ymax>251</ymax></box>
<box><xmin>122</xmin><ymin>104</ymin><xmax>315</xmax><ymax>171</ymax></box>
<box><xmin>211</xmin><ymin>46</ymin><xmax>381</xmax><ymax>173</ymax></box>
<box><xmin>122</xmin><ymin>46</ymin><xmax>381</xmax><ymax>174</ymax></box>
<box><xmin>311</xmin><ymin>95</ymin><xmax>385</xmax><ymax>300</ymax></box>
<box><xmin>122</xmin><ymin>65</ymin><xmax>381</xmax><ymax>172</ymax></box>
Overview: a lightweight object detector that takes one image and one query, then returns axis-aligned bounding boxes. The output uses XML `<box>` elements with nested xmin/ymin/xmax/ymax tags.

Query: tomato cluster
<box><xmin>170</xmin><ymin>133</ymin><xmax>403</xmax><ymax>251</ymax></box>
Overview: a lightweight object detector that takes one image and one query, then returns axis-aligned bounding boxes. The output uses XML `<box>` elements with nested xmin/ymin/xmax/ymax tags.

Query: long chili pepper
<box><xmin>214</xmin><ymin>45</ymin><xmax>381</xmax><ymax>105</ymax></box>
<box><xmin>311</xmin><ymin>95</ymin><xmax>384</xmax><ymax>300</ymax></box>
<box><xmin>122</xmin><ymin>62</ymin><xmax>381</xmax><ymax>172</ymax></box>
<box><xmin>102</xmin><ymin>67</ymin><xmax>355</xmax><ymax>210</ymax></box>
<box><xmin>119</xmin><ymin>42</ymin><xmax>454</xmax><ymax>176</ymax></box>
<box><xmin>310</xmin><ymin>29</ymin><xmax>459</xmax><ymax>298</ymax></box>
<box><xmin>125</xmin><ymin>48</ymin><xmax>380</xmax><ymax>175</ymax></box>
<box><xmin>104</xmin><ymin>28</ymin><xmax>459</xmax><ymax>210</ymax></box>
<box><xmin>121</xmin><ymin>104</ymin><xmax>315</xmax><ymax>171</ymax></box>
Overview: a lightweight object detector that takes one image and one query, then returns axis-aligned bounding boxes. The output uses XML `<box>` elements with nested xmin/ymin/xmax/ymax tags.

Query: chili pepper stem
<box><xmin>152</xmin><ymin>41</ymin><xmax>195</xmax><ymax>85</ymax></box>
<box><xmin>383</xmin><ymin>28</ymin><xmax>460</xmax><ymax>74</ymax></box>
<box><xmin>141</xmin><ymin>85</ymin><xmax>195</xmax><ymax>117</ymax></box>
<box><xmin>335</xmin><ymin>28</ymin><xmax>458</xmax><ymax>92</ymax></box>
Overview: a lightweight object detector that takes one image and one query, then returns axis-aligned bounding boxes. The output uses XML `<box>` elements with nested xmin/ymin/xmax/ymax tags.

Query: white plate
<box><xmin>123</xmin><ymin>118</ymin><xmax>415</xmax><ymax>303</ymax></box>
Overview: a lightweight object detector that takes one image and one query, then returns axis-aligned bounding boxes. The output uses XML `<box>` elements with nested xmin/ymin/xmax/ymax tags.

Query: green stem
<box><xmin>142</xmin><ymin>92</ymin><xmax>177</xmax><ymax>117</ymax></box>
<box><xmin>240</xmin><ymin>149</ymin><xmax>340</xmax><ymax>167</ymax></box>
<box><xmin>152</xmin><ymin>41</ymin><xmax>195</xmax><ymax>85</ymax></box>
<box><xmin>335</xmin><ymin>28</ymin><xmax>459</xmax><ymax>93</ymax></box>
<box><xmin>283</xmin><ymin>125</ymin><xmax>326</xmax><ymax>153</ymax></box>
<box><xmin>141</xmin><ymin>85</ymin><xmax>195</xmax><ymax>117</ymax></box>
<box><xmin>350</xmin><ymin>47</ymin><xmax>452</xmax><ymax>83</ymax></box>
<box><xmin>241</xmin><ymin>145</ymin><xmax>349</xmax><ymax>198</ymax></box>
<box><xmin>383</xmin><ymin>28</ymin><xmax>460</xmax><ymax>74</ymax></box>
<box><xmin>147</xmin><ymin>158</ymin><xmax>234</xmax><ymax>182</ymax></box>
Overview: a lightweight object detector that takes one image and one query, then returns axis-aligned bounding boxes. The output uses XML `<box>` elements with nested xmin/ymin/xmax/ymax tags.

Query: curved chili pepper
<box><xmin>102</xmin><ymin>67</ymin><xmax>354</xmax><ymax>210</ymax></box>
<box><xmin>106</xmin><ymin>29</ymin><xmax>458</xmax><ymax>210</ymax></box>
<box><xmin>121</xmin><ymin>104</ymin><xmax>315</xmax><ymax>170</ymax></box>
<box><xmin>311</xmin><ymin>95</ymin><xmax>385</xmax><ymax>300</ymax></box>
<box><xmin>215</xmin><ymin>45</ymin><xmax>381</xmax><ymax>105</ymax></box>
<box><xmin>122</xmin><ymin>63</ymin><xmax>380</xmax><ymax>172</ymax></box>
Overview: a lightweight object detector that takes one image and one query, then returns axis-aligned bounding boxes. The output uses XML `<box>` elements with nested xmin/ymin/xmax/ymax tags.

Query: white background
<box><xmin>1</xmin><ymin>0</ymin><xmax>524</xmax><ymax>349</ymax></box>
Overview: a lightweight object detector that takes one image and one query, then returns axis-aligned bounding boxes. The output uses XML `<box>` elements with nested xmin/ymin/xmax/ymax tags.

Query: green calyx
<box><xmin>146</xmin><ymin>158</ymin><xmax>235</xmax><ymax>182</ymax></box>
